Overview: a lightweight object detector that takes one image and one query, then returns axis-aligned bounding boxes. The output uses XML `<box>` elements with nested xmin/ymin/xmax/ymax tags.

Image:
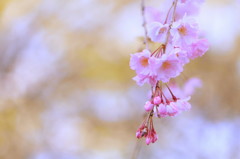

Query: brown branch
<box><xmin>131</xmin><ymin>140</ymin><xmax>142</xmax><ymax>159</ymax></box>
<box><xmin>141</xmin><ymin>0</ymin><xmax>149</xmax><ymax>50</ymax></box>
<box><xmin>163</xmin><ymin>0</ymin><xmax>178</xmax><ymax>53</ymax></box>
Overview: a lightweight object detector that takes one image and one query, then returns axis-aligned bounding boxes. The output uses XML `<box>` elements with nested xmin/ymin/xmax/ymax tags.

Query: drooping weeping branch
<box><xmin>141</xmin><ymin>0</ymin><xmax>149</xmax><ymax>49</ymax></box>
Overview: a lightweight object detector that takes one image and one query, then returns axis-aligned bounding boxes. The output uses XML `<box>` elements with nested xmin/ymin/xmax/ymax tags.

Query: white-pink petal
<box><xmin>158</xmin><ymin>103</ymin><xmax>167</xmax><ymax>117</ymax></box>
<box><xmin>147</xmin><ymin>22</ymin><xmax>169</xmax><ymax>43</ymax></box>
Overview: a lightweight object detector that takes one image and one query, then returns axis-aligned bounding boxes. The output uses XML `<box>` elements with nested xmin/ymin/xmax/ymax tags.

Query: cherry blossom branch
<box><xmin>130</xmin><ymin>0</ymin><xmax>208</xmax><ymax>145</ymax></box>
<box><xmin>141</xmin><ymin>0</ymin><xmax>149</xmax><ymax>49</ymax></box>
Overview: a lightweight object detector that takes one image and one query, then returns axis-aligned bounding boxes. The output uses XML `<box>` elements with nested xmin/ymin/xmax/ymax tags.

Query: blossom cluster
<box><xmin>130</xmin><ymin>0</ymin><xmax>209</xmax><ymax>145</ymax></box>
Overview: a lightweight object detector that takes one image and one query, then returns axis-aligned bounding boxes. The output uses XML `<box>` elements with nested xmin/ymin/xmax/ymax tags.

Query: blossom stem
<box><xmin>151</xmin><ymin>45</ymin><xmax>162</xmax><ymax>56</ymax></box>
<box><xmin>165</xmin><ymin>83</ymin><xmax>177</xmax><ymax>101</ymax></box>
<box><xmin>161</xmin><ymin>90</ymin><xmax>169</xmax><ymax>103</ymax></box>
<box><xmin>151</xmin><ymin>86</ymin><xmax>154</xmax><ymax>97</ymax></box>
<box><xmin>154</xmin><ymin>81</ymin><xmax>160</xmax><ymax>97</ymax></box>
<box><xmin>159</xmin><ymin>82</ymin><xmax>164</xmax><ymax>102</ymax></box>
<box><xmin>146</xmin><ymin>109</ymin><xmax>154</xmax><ymax>128</ymax></box>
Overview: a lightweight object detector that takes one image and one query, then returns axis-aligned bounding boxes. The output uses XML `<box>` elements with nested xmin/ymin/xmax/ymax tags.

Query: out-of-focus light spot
<box><xmin>198</xmin><ymin>4</ymin><xmax>240</xmax><ymax>53</ymax></box>
<box><xmin>151</xmin><ymin>115</ymin><xmax>240</xmax><ymax>159</ymax></box>
<box><xmin>5</xmin><ymin>32</ymin><xmax>62</xmax><ymax>98</ymax></box>
<box><xmin>40</xmin><ymin>105</ymin><xmax>83</xmax><ymax>152</ymax></box>
<box><xmin>89</xmin><ymin>90</ymin><xmax>132</xmax><ymax>122</ymax></box>
<box><xmin>108</xmin><ymin>3</ymin><xmax>142</xmax><ymax>44</ymax></box>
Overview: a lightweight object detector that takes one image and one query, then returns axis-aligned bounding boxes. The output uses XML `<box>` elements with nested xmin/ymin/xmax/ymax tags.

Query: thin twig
<box><xmin>164</xmin><ymin>1</ymin><xmax>175</xmax><ymax>24</ymax></box>
<box><xmin>165</xmin><ymin>83</ymin><xmax>177</xmax><ymax>100</ymax></box>
<box><xmin>131</xmin><ymin>140</ymin><xmax>142</xmax><ymax>159</ymax></box>
<box><xmin>141</xmin><ymin>0</ymin><xmax>149</xmax><ymax>49</ymax></box>
<box><xmin>163</xmin><ymin>0</ymin><xmax>178</xmax><ymax>53</ymax></box>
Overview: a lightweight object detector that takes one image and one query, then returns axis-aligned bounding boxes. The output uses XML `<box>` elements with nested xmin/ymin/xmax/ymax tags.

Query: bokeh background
<box><xmin>0</xmin><ymin>0</ymin><xmax>240</xmax><ymax>158</ymax></box>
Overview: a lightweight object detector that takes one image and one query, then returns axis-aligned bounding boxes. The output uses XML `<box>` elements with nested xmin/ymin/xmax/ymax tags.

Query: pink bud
<box><xmin>146</xmin><ymin>137</ymin><xmax>151</xmax><ymax>145</ymax></box>
<box><xmin>153</xmin><ymin>96</ymin><xmax>161</xmax><ymax>105</ymax></box>
<box><xmin>136</xmin><ymin>131</ymin><xmax>141</xmax><ymax>139</ymax></box>
<box><xmin>152</xmin><ymin>134</ymin><xmax>158</xmax><ymax>143</ymax></box>
<box><xmin>144</xmin><ymin>101</ymin><xmax>154</xmax><ymax>112</ymax></box>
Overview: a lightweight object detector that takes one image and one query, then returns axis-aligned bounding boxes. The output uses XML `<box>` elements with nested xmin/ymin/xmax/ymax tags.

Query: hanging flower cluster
<box><xmin>130</xmin><ymin>0</ymin><xmax>209</xmax><ymax>145</ymax></box>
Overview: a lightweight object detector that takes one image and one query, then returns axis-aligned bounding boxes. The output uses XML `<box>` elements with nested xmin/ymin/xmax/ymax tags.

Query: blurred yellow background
<box><xmin>0</xmin><ymin>0</ymin><xmax>239</xmax><ymax>159</ymax></box>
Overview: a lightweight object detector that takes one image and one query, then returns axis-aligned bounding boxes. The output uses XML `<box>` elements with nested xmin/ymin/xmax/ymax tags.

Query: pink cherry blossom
<box><xmin>133</xmin><ymin>74</ymin><xmax>157</xmax><ymax>86</ymax></box>
<box><xmin>144</xmin><ymin>101</ymin><xmax>154</xmax><ymax>112</ymax></box>
<box><xmin>147</xmin><ymin>22</ymin><xmax>169</xmax><ymax>43</ymax></box>
<box><xmin>133</xmin><ymin>0</ymin><xmax>208</xmax><ymax>145</ymax></box>
<box><xmin>176</xmin><ymin>96</ymin><xmax>191</xmax><ymax>111</ymax></box>
<box><xmin>172</xmin><ymin>47</ymin><xmax>190</xmax><ymax>64</ymax></box>
<box><xmin>130</xmin><ymin>49</ymin><xmax>162</xmax><ymax>86</ymax></box>
<box><xmin>187</xmin><ymin>39</ymin><xmax>209</xmax><ymax>59</ymax></box>
<box><xmin>158</xmin><ymin>103</ymin><xmax>167</xmax><ymax>117</ymax></box>
<box><xmin>175</xmin><ymin>0</ymin><xmax>205</xmax><ymax>20</ymax></box>
<box><xmin>156</xmin><ymin>54</ymin><xmax>184</xmax><ymax>83</ymax></box>
<box><xmin>171</xmin><ymin>16</ymin><xmax>199</xmax><ymax>47</ymax></box>
<box><xmin>166</xmin><ymin>102</ymin><xmax>179</xmax><ymax>116</ymax></box>
<box><xmin>130</xmin><ymin>49</ymin><xmax>152</xmax><ymax>75</ymax></box>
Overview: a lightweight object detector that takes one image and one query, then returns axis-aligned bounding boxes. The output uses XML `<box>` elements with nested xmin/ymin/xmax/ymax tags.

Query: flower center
<box><xmin>158</xmin><ymin>27</ymin><xmax>166</xmax><ymax>34</ymax></box>
<box><xmin>162</xmin><ymin>61</ymin><xmax>171</xmax><ymax>70</ymax></box>
<box><xmin>140</xmin><ymin>57</ymin><xmax>149</xmax><ymax>67</ymax></box>
<box><xmin>178</xmin><ymin>26</ymin><xmax>187</xmax><ymax>35</ymax></box>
